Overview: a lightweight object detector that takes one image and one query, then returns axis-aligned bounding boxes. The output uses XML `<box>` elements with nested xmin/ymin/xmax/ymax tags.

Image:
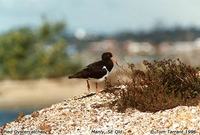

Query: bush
<box><xmin>0</xmin><ymin>21</ymin><xmax>81</xmax><ymax>79</ymax></box>
<box><xmin>106</xmin><ymin>59</ymin><xmax>200</xmax><ymax>112</ymax></box>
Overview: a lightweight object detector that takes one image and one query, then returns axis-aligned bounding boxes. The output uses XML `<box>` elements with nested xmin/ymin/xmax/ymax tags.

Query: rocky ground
<box><xmin>1</xmin><ymin>89</ymin><xmax>200</xmax><ymax>135</ymax></box>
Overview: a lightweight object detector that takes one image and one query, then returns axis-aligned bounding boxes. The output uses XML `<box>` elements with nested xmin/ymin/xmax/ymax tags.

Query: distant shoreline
<box><xmin>0</xmin><ymin>78</ymin><xmax>93</xmax><ymax>110</ymax></box>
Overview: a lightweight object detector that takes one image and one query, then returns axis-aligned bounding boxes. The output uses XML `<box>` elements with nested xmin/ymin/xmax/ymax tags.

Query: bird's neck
<box><xmin>103</xmin><ymin>59</ymin><xmax>113</xmax><ymax>72</ymax></box>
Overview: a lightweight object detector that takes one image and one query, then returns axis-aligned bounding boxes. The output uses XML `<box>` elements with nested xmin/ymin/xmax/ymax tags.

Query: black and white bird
<box><xmin>68</xmin><ymin>52</ymin><xmax>116</xmax><ymax>92</ymax></box>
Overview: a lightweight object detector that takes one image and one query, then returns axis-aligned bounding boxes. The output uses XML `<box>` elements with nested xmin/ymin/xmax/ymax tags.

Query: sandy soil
<box><xmin>0</xmin><ymin>78</ymin><xmax>103</xmax><ymax>109</ymax></box>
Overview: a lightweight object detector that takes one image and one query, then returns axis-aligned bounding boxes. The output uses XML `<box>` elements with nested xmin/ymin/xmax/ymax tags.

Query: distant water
<box><xmin>0</xmin><ymin>110</ymin><xmax>34</xmax><ymax>126</ymax></box>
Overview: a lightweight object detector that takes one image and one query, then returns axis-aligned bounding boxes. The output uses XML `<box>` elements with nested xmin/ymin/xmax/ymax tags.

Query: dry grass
<box><xmin>106</xmin><ymin>59</ymin><xmax>200</xmax><ymax>112</ymax></box>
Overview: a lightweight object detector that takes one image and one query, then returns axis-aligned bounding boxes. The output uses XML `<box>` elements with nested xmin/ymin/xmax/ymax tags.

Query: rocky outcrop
<box><xmin>1</xmin><ymin>92</ymin><xmax>200</xmax><ymax>135</ymax></box>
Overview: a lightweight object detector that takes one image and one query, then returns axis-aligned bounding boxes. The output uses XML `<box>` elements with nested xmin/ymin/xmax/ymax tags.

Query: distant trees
<box><xmin>0</xmin><ymin>21</ymin><xmax>81</xmax><ymax>79</ymax></box>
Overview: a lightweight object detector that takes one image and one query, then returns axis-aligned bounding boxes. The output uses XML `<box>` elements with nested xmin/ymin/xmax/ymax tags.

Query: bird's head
<box><xmin>101</xmin><ymin>52</ymin><xmax>113</xmax><ymax>60</ymax></box>
<box><xmin>102</xmin><ymin>52</ymin><xmax>118</xmax><ymax>65</ymax></box>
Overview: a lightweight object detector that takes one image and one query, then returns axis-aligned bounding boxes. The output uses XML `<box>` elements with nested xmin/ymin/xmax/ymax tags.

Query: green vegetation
<box><xmin>106</xmin><ymin>59</ymin><xmax>200</xmax><ymax>112</ymax></box>
<box><xmin>0</xmin><ymin>21</ymin><xmax>81</xmax><ymax>79</ymax></box>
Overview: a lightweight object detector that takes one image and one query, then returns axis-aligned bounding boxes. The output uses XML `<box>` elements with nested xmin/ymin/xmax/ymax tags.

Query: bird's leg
<box><xmin>95</xmin><ymin>82</ymin><xmax>98</xmax><ymax>93</ymax></box>
<box><xmin>105</xmin><ymin>77</ymin><xmax>108</xmax><ymax>88</ymax></box>
<box><xmin>104</xmin><ymin>77</ymin><xmax>111</xmax><ymax>92</ymax></box>
<box><xmin>105</xmin><ymin>77</ymin><xmax>107</xmax><ymax>83</ymax></box>
<box><xmin>87</xmin><ymin>80</ymin><xmax>90</xmax><ymax>92</ymax></box>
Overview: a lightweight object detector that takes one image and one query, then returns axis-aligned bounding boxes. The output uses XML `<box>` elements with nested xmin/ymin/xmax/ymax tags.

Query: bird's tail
<box><xmin>68</xmin><ymin>75</ymin><xmax>75</xmax><ymax>79</ymax></box>
<box><xmin>68</xmin><ymin>73</ymin><xmax>83</xmax><ymax>79</ymax></box>
<box><xmin>68</xmin><ymin>69</ymin><xmax>89</xmax><ymax>79</ymax></box>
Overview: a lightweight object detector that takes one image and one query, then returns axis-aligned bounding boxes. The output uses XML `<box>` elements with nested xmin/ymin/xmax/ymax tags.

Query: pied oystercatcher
<box><xmin>68</xmin><ymin>52</ymin><xmax>116</xmax><ymax>92</ymax></box>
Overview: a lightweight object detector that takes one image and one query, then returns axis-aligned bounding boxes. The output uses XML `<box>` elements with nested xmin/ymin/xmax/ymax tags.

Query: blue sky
<box><xmin>0</xmin><ymin>0</ymin><xmax>200</xmax><ymax>33</ymax></box>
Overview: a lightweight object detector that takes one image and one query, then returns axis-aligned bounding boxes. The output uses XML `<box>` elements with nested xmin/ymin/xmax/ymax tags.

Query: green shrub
<box><xmin>106</xmin><ymin>59</ymin><xmax>200</xmax><ymax>112</ymax></box>
<box><xmin>0</xmin><ymin>21</ymin><xmax>81</xmax><ymax>79</ymax></box>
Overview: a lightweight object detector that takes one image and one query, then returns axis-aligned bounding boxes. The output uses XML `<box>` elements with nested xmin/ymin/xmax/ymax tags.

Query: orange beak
<box><xmin>111</xmin><ymin>57</ymin><xmax>119</xmax><ymax>66</ymax></box>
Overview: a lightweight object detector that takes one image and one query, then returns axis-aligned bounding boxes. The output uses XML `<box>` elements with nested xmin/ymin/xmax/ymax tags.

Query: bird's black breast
<box><xmin>103</xmin><ymin>59</ymin><xmax>114</xmax><ymax>72</ymax></box>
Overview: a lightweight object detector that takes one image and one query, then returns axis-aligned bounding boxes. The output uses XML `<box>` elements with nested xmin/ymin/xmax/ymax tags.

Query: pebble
<box><xmin>1</xmin><ymin>92</ymin><xmax>200</xmax><ymax>135</ymax></box>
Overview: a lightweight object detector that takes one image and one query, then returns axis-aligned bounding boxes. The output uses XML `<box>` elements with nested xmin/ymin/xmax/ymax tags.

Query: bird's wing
<box><xmin>85</xmin><ymin>61</ymin><xmax>107</xmax><ymax>79</ymax></box>
<box><xmin>69</xmin><ymin>61</ymin><xmax>107</xmax><ymax>79</ymax></box>
<box><xmin>87</xmin><ymin>66</ymin><xmax>107</xmax><ymax>79</ymax></box>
